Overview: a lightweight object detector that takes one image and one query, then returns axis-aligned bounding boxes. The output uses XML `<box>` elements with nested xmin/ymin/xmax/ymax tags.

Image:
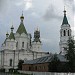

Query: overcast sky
<box><xmin>0</xmin><ymin>0</ymin><xmax>74</xmax><ymax>53</ymax></box>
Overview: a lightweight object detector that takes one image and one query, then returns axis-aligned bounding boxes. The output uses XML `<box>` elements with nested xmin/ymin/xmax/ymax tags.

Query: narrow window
<box><xmin>10</xmin><ymin>59</ymin><xmax>12</xmax><ymax>66</ymax></box>
<box><xmin>64</xmin><ymin>30</ymin><xmax>66</xmax><ymax>36</ymax></box>
<box><xmin>68</xmin><ymin>30</ymin><xmax>69</xmax><ymax>36</ymax></box>
<box><xmin>16</xmin><ymin>42</ymin><xmax>18</xmax><ymax>47</ymax></box>
<box><xmin>22</xmin><ymin>42</ymin><xmax>24</xmax><ymax>48</ymax></box>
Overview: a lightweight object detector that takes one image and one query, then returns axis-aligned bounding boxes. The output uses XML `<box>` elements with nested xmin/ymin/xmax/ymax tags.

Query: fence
<box><xmin>18</xmin><ymin>71</ymin><xmax>75</xmax><ymax>75</ymax></box>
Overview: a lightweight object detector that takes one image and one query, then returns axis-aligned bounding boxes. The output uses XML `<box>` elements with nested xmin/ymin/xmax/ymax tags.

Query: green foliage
<box><xmin>65</xmin><ymin>37</ymin><xmax>75</xmax><ymax>72</ymax></box>
<box><xmin>48</xmin><ymin>37</ymin><xmax>75</xmax><ymax>72</ymax></box>
<box><xmin>0</xmin><ymin>68</ymin><xmax>5</xmax><ymax>72</ymax></box>
<box><xmin>9</xmin><ymin>68</ymin><xmax>14</xmax><ymax>72</ymax></box>
<box><xmin>18</xmin><ymin>60</ymin><xmax>24</xmax><ymax>70</ymax></box>
<box><xmin>49</xmin><ymin>54</ymin><xmax>60</xmax><ymax>72</ymax></box>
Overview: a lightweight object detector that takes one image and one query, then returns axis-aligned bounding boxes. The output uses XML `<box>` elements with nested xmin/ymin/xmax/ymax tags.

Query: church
<box><xmin>0</xmin><ymin>13</ymin><xmax>49</xmax><ymax>71</ymax></box>
<box><xmin>0</xmin><ymin>8</ymin><xmax>72</xmax><ymax>71</ymax></box>
<box><xmin>59</xmin><ymin>8</ymin><xmax>72</xmax><ymax>55</ymax></box>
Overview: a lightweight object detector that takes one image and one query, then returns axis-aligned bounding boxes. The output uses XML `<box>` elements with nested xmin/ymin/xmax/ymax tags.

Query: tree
<box><xmin>65</xmin><ymin>37</ymin><xmax>75</xmax><ymax>72</ymax></box>
<box><xmin>18</xmin><ymin>60</ymin><xmax>24</xmax><ymax>70</ymax></box>
<box><xmin>49</xmin><ymin>54</ymin><xmax>60</xmax><ymax>72</ymax></box>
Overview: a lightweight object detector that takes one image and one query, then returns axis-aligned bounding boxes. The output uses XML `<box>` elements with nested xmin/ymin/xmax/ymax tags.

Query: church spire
<box><xmin>62</xmin><ymin>7</ymin><xmax>69</xmax><ymax>25</ymax></box>
<box><xmin>16</xmin><ymin>11</ymin><xmax>27</xmax><ymax>34</ymax></box>
<box><xmin>64</xmin><ymin>6</ymin><xmax>66</xmax><ymax>16</ymax></box>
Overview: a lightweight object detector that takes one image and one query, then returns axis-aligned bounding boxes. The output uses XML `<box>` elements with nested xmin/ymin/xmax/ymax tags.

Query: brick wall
<box><xmin>22</xmin><ymin>64</ymin><xmax>32</xmax><ymax>71</ymax></box>
<box><xmin>22</xmin><ymin>63</ymin><xmax>49</xmax><ymax>72</ymax></box>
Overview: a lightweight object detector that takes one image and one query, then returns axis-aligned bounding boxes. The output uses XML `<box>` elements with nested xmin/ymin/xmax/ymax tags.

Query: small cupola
<box><xmin>11</xmin><ymin>25</ymin><xmax>14</xmax><ymax>32</ymax></box>
<box><xmin>20</xmin><ymin>11</ymin><xmax>24</xmax><ymax>23</ymax></box>
<box><xmin>6</xmin><ymin>32</ymin><xmax>9</xmax><ymax>39</ymax></box>
<box><xmin>9</xmin><ymin>25</ymin><xmax>15</xmax><ymax>40</ymax></box>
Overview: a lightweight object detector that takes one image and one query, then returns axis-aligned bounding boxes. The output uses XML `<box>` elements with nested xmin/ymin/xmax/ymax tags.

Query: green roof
<box><xmin>62</xmin><ymin>15</ymin><xmax>68</xmax><ymax>25</ymax></box>
<box><xmin>9</xmin><ymin>32</ymin><xmax>15</xmax><ymax>40</ymax></box>
<box><xmin>3</xmin><ymin>39</ymin><xmax>6</xmax><ymax>44</ymax></box>
<box><xmin>16</xmin><ymin>23</ymin><xmax>27</xmax><ymax>34</ymax></box>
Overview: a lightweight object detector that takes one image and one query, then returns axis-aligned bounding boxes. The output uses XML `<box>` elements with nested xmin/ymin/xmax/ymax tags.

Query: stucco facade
<box><xmin>0</xmin><ymin>13</ymin><xmax>49</xmax><ymax>71</ymax></box>
<box><xmin>59</xmin><ymin>9</ymin><xmax>72</xmax><ymax>55</ymax></box>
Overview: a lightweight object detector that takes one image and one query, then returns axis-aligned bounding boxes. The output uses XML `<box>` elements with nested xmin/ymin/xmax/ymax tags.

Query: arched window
<box><xmin>10</xmin><ymin>59</ymin><xmax>12</xmax><ymax>66</ymax></box>
<box><xmin>68</xmin><ymin>30</ymin><xmax>69</xmax><ymax>36</ymax></box>
<box><xmin>22</xmin><ymin>42</ymin><xmax>24</xmax><ymax>48</ymax></box>
<box><xmin>64</xmin><ymin>30</ymin><xmax>66</xmax><ymax>36</ymax></box>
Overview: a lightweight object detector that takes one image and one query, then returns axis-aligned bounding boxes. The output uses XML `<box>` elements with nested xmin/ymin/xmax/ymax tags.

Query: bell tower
<box><xmin>34</xmin><ymin>27</ymin><xmax>41</xmax><ymax>42</ymax></box>
<box><xmin>59</xmin><ymin>8</ymin><xmax>71</xmax><ymax>55</ymax></box>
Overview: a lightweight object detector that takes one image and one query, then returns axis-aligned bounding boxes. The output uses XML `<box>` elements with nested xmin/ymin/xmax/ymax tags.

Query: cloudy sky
<box><xmin>0</xmin><ymin>0</ymin><xmax>74</xmax><ymax>53</ymax></box>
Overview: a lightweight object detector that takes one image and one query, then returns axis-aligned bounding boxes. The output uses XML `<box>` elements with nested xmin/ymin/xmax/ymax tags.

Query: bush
<box><xmin>18</xmin><ymin>60</ymin><xmax>24</xmax><ymax>70</ymax></box>
<box><xmin>0</xmin><ymin>68</ymin><xmax>5</xmax><ymax>72</ymax></box>
<box><xmin>14</xmin><ymin>69</ymin><xmax>18</xmax><ymax>73</ymax></box>
<box><xmin>9</xmin><ymin>68</ymin><xmax>14</xmax><ymax>72</ymax></box>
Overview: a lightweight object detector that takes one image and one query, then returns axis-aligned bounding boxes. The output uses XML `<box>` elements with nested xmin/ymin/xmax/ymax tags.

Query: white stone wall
<box><xmin>1</xmin><ymin>28</ymin><xmax>48</xmax><ymax>70</ymax></box>
<box><xmin>6</xmin><ymin>39</ymin><xmax>17</xmax><ymax>50</ymax></box>
<box><xmin>0</xmin><ymin>49</ymin><xmax>47</xmax><ymax>69</ymax></box>
<box><xmin>59</xmin><ymin>24</ymin><xmax>71</xmax><ymax>55</ymax></box>
<box><xmin>15</xmin><ymin>33</ymin><xmax>30</xmax><ymax>50</ymax></box>
<box><xmin>32</xmin><ymin>42</ymin><xmax>42</xmax><ymax>52</ymax></box>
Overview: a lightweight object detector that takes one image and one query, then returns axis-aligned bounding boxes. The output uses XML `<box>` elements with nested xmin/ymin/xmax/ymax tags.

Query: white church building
<box><xmin>0</xmin><ymin>8</ymin><xmax>72</xmax><ymax>71</ymax></box>
<box><xmin>0</xmin><ymin>13</ymin><xmax>49</xmax><ymax>70</ymax></box>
